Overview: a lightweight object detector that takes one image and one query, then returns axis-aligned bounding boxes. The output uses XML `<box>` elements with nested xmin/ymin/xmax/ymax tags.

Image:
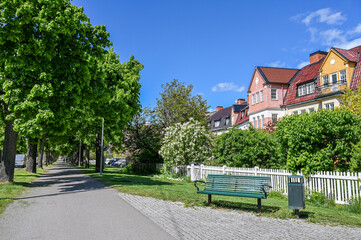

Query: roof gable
<box><xmin>257</xmin><ymin>67</ymin><xmax>299</xmax><ymax>84</ymax></box>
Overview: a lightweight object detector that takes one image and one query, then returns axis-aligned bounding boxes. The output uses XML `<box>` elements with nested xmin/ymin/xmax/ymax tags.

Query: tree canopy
<box><xmin>155</xmin><ymin>79</ymin><xmax>209</xmax><ymax>128</ymax></box>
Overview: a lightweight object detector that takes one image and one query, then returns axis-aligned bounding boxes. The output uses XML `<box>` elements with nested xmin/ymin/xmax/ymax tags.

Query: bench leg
<box><xmin>257</xmin><ymin>198</ymin><xmax>261</xmax><ymax>213</ymax></box>
<box><xmin>208</xmin><ymin>194</ymin><xmax>212</xmax><ymax>205</ymax></box>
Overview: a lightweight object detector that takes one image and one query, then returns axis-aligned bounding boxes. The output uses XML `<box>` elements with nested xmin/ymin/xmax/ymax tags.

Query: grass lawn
<box><xmin>0</xmin><ymin>165</ymin><xmax>53</xmax><ymax>215</ymax></box>
<box><xmin>78</xmin><ymin>165</ymin><xmax>361</xmax><ymax>228</ymax></box>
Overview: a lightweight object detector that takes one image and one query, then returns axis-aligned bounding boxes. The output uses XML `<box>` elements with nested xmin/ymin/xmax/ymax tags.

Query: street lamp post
<box><xmin>100</xmin><ymin>118</ymin><xmax>104</xmax><ymax>175</ymax></box>
<box><xmin>78</xmin><ymin>139</ymin><xmax>81</xmax><ymax>167</ymax></box>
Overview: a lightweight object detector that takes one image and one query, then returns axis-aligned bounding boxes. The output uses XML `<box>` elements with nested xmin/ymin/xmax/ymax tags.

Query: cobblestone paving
<box><xmin>118</xmin><ymin>193</ymin><xmax>361</xmax><ymax>240</ymax></box>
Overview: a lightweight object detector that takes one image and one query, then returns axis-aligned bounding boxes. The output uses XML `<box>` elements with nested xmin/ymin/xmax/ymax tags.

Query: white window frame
<box><xmin>253</xmin><ymin>117</ymin><xmax>256</xmax><ymax>127</ymax></box>
<box><xmin>257</xmin><ymin>116</ymin><xmax>260</xmax><ymax>129</ymax></box>
<box><xmin>256</xmin><ymin>92</ymin><xmax>259</xmax><ymax>103</ymax></box>
<box><xmin>214</xmin><ymin>120</ymin><xmax>220</xmax><ymax>128</ymax></box>
<box><xmin>309</xmin><ymin>108</ymin><xmax>315</xmax><ymax>113</ymax></box>
<box><xmin>261</xmin><ymin>115</ymin><xmax>264</xmax><ymax>129</ymax></box>
<box><xmin>331</xmin><ymin>73</ymin><xmax>338</xmax><ymax>85</ymax></box>
<box><xmin>271</xmin><ymin>89</ymin><xmax>278</xmax><ymax>100</ymax></box>
<box><xmin>260</xmin><ymin>90</ymin><xmax>264</xmax><ymax>102</ymax></box>
<box><xmin>322</xmin><ymin>75</ymin><xmax>329</xmax><ymax>86</ymax></box>
<box><xmin>340</xmin><ymin>70</ymin><xmax>346</xmax><ymax>84</ymax></box>
<box><xmin>225</xmin><ymin>117</ymin><xmax>230</xmax><ymax>126</ymax></box>
<box><xmin>272</xmin><ymin>114</ymin><xmax>277</xmax><ymax>123</ymax></box>
<box><xmin>252</xmin><ymin>94</ymin><xmax>255</xmax><ymax>105</ymax></box>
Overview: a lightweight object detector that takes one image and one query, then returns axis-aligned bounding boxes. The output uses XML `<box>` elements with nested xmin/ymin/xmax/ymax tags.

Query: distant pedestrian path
<box><xmin>0</xmin><ymin>162</ymin><xmax>173</xmax><ymax>240</ymax></box>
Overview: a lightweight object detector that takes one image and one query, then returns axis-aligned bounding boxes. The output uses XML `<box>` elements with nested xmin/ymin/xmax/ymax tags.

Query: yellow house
<box><xmin>316</xmin><ymin>46</ymin><xmax>361</xmax><ymax>110</ymax></box>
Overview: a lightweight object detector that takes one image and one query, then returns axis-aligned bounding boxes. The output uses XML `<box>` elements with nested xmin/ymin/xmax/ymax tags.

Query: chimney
<box><xmin>216</xmin><ymin>106</ymin><xmax>223</xmax><ymax>112</ymax></box>
<box><xmin>237</xmin><ymin>98</ymin><xmax>245</xmax><ymax>104</ymax></box>
<box><xmin>309</xmin><ymin>50</ymin><xmax>328</xmax><ymax>64</ymax></box>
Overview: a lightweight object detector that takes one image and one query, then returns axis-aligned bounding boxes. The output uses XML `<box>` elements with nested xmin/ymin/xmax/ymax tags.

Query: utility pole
<box><xmin>100</xmin><ymin>118</ymin><xmax>104</xmax><ymax>175</ymax></box>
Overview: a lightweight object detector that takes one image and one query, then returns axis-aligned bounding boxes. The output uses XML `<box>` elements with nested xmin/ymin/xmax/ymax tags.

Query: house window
<box><xmin>272</xmin><ymin>114</ymin><xmax>278</xmax><ymax>123</ymax></box>
<box><xmin>260</xmin><ymin>90</ymin><xmax>264</xmax><ymax>102</ymax></box>
<box><xmin>300</xmin><ymin>109</ymin><xmax>306</xmax><ymax>113</ymax></box>
<box><xmin>331</xmin><ymin>73</ymin><xmax>337</xmax><ymax>84</ymax></box>
<box><xmin>256</xmin><ymin>92</ymin><xmax>259</xmax><ymax>103</ymax></box>
<box><xmin>225</xmin><ymin>117</ymin><xmax>230</xmax><ymax>126</ymax></box>
<box><xmin>309</xmin><ymin>108</ymin><xmax>315</xmax><ymax>113</ymax></box>
<box><xmin>241</xmin><ymin>111</ymin><xmax>244</xmax><ymax>118</ymax></box>
<box><xmin>257</xmin><ymin>116</ymin><xmax>260</xmax><ymax>129</ymax></box>
<box><xmin>214</xmin><ymin>120</ymin><xmax>220</xmax><ymax>127</ymax></box>
<box><xmin>293</xmin><ymin>111</ymin><xmax>298</xmax><ymax>115</ymax></box>
<box><xmin>325</xmin><ymin>103</ymin><xmax>335</xmax><ymax>110</ymax></box>
<box><xmin>340</xmin><ymin>70</ymin><xmax>346</xmax><ymax>84</ymax></box>
<box><xmin>322</xmin><ymin>75</ymin><xmax>329</xmax><ymax>86</ymax></box>
<box><xmin>252</xmin><ymin>94</ymin><xmax>255</xmax><ymax>105</ymax></box>
<box><xmin>261</xmin><ymin>115</ymin><xmax>264</xmax><ymax>129</ymax></box>
<box><xmin>271</xmin><ymin>89</ymin><xmax>277</xmax><ymax>100</ymax></box>
<box><xmin>297</xmin><ymin>82</ymin><xmax>315</xmax><ymax>97</ymax></box>
<box><xmin>253</xmin><ymin>117</ymin><xmax>256</xmax><ymax>127</ymax></box>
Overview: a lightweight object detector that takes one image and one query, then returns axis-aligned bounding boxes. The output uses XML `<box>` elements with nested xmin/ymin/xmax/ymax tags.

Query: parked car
<box><xmin>105</xmin><ymin>158</ymin><xmax>115</xmax><ymax>165</ymax></box>
<box><xmin>15</xmin><ymin>154</ymin><xmax>26</xmax><ymax>168</ymax></box>
<box><xmin>112</xmin><ymin>159</ymin><xmax>127</xmax><ymax>168</ymax></box>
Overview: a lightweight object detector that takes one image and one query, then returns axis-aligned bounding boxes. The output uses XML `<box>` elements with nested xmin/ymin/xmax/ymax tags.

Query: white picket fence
<box><xmin>186</xmin><ymin>164</ymin><xmax>361</xmax><ymax>205</ymax></box>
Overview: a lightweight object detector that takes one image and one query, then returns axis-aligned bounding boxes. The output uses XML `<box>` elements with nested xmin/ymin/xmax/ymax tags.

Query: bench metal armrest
<box><xmin>194</xmin><ymin>180</ymin><xmax>205</xmax><ymax>191</ymax></box>
<box><xmin>261</xmin><ymin>184</ymin><xmax>272</xmax><ymax>198</ymax></box>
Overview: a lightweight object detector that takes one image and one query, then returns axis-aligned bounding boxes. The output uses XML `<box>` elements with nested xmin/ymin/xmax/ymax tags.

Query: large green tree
<box><xmin>212</xmin><ymin>127</ymin><xmax>283</xmax><ymax>168</ymax></box>
<box><xmin>0</xmin><ymin>0</ymin><xmax>111</xmax><ymax>180</ymax></box>
<box><xmin>276</xmin><ymin>109</ymin><xmax>361</xmax><ymax>176</ymax></box>
<box><xmin>155</xmin><ymin>79</ymin><xmax>209</xmax><ymax>128</ymax></box>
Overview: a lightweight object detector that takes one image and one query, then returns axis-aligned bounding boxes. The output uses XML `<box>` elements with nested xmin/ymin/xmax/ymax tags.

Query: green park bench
<box><xmin>194</xmin><ymin>174</ymin><xmax>272</xmax><ymax>212</ymax></box>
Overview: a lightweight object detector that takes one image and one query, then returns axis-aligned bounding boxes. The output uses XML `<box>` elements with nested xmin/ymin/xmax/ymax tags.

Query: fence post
<box><xmin>200</xmin><ymin>164</ymin><xmax>204</xmax><ymax>180</ymax></box>
<box><xmin>254</xmin><ymin>166</ymin><xmax>259</xmax><ymax>176</ymax></box>
<box><xmin>222</xmin><ymin>165</ymin><xmax>227</xmax><ymax>175</ymax></box>
<box><xmin>190</xmin><ymin>164</ymin><xmax>195</xmax><ymax>181</ymax></box>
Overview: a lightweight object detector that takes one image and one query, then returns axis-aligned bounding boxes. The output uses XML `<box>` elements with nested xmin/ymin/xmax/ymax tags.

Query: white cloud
<box><xmin>347</xmin><ymin>23</ymin><xmax>361</xmax><ymax>35</ymax></box>
<box><xmin>269</xmin><ymin>61</ymin><xmax>286</xmax><ymax>68</ymax></box>
<box><xmin>297</xmin><ymin>61</ymin><xmax>309</xmax><ymax>69</ymax></box>
<box><xmin>319</xmin><ymin>28</ymin><xmax>347</xmax><ymax>46</ymax></box>
<box><xmin>301</xmin><ymin>8</ymin><xmax>346</xmax><ymax>26</ymax></box>
<box><xmin>211</xmin><ymin>82</ymin><xmax>245</xmax><ymax>92</ymax></box>
<box><xmin>335</xmin><ymin>37</ymin><xmax>361</xmax><ymax>50</ymax></box>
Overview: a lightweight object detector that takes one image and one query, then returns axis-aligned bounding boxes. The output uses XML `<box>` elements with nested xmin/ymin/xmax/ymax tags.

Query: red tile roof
<box><xmin>283</xmin><ymin>58</ymin><xmax>324</xmax><ymax>106</ymax></box>
<box><xmin>350</xmin><ymin>48</ymin><xmax>361</xmax><ymax>90</ymax></box>
<box><xmin>235</xmin><ymin>105</ymin><xmax>249</xmax><ymax>126</ymax></box>
<box><xmin>333</xmin><ymin>47</ymin><xmax>359</xmax><ymax>62</ymax></box>
<box><xmin>258</xmin><ymin>67</ymin><xmax>299</xmax><ymax>84</ymax></box>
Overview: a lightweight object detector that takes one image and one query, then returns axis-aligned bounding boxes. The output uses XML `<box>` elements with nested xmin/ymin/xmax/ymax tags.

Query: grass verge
<box><xmin>0</xmin><ymin>164</ymin><xmax>54</xmax><ymax>215</ymax></box>
<box><xmin>78</xmin><ymin>165</ymin><xmax>361</xmax><ymax>227</ymax></box>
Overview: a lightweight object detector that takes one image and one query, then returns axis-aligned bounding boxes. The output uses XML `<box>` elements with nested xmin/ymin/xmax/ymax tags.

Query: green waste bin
<box><xmin>288</xmin><ymin>175</ymin><xmax>305</xmax><ymax>216</ymax></box>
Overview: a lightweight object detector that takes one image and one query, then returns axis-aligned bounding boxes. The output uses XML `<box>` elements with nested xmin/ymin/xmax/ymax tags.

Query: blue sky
<box><xmin>72</xmin><ymin>0</ymin><xmax>361</xmax><ymax>111</ymax></box>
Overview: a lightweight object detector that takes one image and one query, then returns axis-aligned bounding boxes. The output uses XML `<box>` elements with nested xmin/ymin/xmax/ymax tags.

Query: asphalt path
<box><xmin>0</xmin><ymin>162</ymin><xmax>174</xmax><ymax>240</ymax></box>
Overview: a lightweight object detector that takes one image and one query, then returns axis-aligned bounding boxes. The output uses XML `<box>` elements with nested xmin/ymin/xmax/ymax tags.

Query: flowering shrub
<box><xmin>159</xmin><ymin>119</ymin><xmax>213</xmax><ymax>172</ymax></box>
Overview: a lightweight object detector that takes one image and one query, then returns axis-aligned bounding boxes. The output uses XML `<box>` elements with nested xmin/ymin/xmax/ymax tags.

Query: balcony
<box><xmin>318</xmin><ymin>80</ymin><xmax>347</xmax><ymax>95</ymax></box>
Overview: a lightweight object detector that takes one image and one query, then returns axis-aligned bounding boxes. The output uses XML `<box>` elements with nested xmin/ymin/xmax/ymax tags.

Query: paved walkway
<box><xmin>1</xmin><ymin>162</ymin><xmax>360</xmax><ymax>240</ymax></box>
<box><xmin>0</xmin><ymin>162</ymin><xmax>173</xmax><ymax>240</ymax></box>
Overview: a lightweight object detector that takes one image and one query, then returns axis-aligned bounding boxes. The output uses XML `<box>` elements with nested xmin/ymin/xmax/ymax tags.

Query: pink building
<box><xmin>248</xmin><ymin>67</ymin><xmax>299</xmax><ymax>129</ymax></box>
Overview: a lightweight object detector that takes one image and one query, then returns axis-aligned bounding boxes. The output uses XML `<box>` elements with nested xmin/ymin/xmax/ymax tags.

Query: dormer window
<box><xmin>297</xmin><ymin>82</ymin><xmax>315</xmax><ymax>97</ymax></box>
<box><xmin>225</xmin><ymin>117</ymin><xmax>230</xmax><ymax>126</ymax></box>
<box><xmin>214</xmin><ymin>120</ymin><xmax>220</xmax><ymax>128</ymax></box>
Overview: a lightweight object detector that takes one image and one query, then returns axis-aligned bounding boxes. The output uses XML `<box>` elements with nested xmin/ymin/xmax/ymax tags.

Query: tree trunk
<box><xmin>95</xmin><ymin>132</ymin><xmax>103</xmax><ymax>172</ymax></box>
<box><xmin>26</xmin><ymin>138</ymin><xmax>38</xmax><ymax>173</ymax></box>
<box><xmin>85</xmin><ymin>145</ymin><xmax>90</xmax><ymax>168</ymax></box>
<box><xmin>38</xmin><ymin>135</ymin><xmax>47</xmax><ymax>169</ymax></box>
<box><xmin>0</xmin><ymin>120</ymin><xmax>19</xmax><ymax>182</ymax></box>
<box><xmin>80</xmin><ymin>143</ymin><xmax>84</xmax><ymax>166</ymax></box>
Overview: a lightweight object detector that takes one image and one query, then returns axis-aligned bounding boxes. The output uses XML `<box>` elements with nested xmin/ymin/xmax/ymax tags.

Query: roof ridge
<box><xmin>257</xmin><ymin>66</ymin><xmax>299</xmax><ymax>70</ymax></box>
